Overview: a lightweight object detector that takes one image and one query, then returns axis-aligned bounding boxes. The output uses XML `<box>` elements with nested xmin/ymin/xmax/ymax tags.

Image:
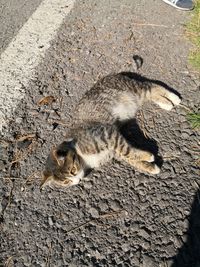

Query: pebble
<box><xmin>83</xmin><ymin>181</ymin><xmax>93</xmax><ymax>189</ymax></box>
<box><xmin>121</xmin><ymin>243</ymin><xmax>130</xmax><ymax>252</ymax></box>
<box><xmin>15</xmin><ymin>117</ymin><xmax>23</xmax><ymax>124</ymax></box>
<box><xmin>48</xmin><ymin>216</ymin><xmax>54</xmax><ymax>226</ymax></box>
<box><xmin>109</xmin><ymin>199</ymin><xmax>121</xmax><ymax>211</ymax></box>
<box><xmin>138</xmin><ymin>229</ymin><xmax>150</xmax><ymax>240</ymax></box>
<box><xmin>99</xmin><ymin>201</ymin><xmax>108</xmax><ymax>212</ymax></box>
<box><xmin>88</xmin><ymin>207</ymin><xmax>99</xmax><ymax>218</ymax></box>
<box><xmin>142</xmin><ymin>255</ymin><xmax>155</xmax><ymax>267</ymax></box>
<box><xmin>181</xmin><ymin>132</ymin><xmax>190</xmax><ymax>139</ymax></box>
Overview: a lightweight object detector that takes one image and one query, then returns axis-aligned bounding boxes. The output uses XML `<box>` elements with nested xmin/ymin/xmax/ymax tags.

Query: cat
<box><xmin>41</xmin><ymin>58</ymin><xmax>181</xmax><ymax>188</ymax></box>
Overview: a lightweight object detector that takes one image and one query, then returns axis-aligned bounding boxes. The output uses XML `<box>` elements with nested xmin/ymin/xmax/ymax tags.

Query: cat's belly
<box><xmin>112</xmin><ymin>103</ymin><xmax>137</xmax><ymax>120</ymax></box>
<box><xmin>81</xmin><ymin>150</ymin><xmax>112</xmax><ymax>168</ymax></box>
<box><xmin>112</xmin><ymin>92</ymin><xmax>140</xmax><ymax>121</ymax></box>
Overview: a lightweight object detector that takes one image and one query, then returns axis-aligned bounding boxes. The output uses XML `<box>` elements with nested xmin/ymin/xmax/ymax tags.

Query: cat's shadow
<box><xmin>171</xmin><ymin>189</ymin><xmax>200</xmax><ymax>266</ymax></box>
<box><xmin>118</xmin><ymin>118</ymin><xmax>163</xmax><ymax>167</ymax></box>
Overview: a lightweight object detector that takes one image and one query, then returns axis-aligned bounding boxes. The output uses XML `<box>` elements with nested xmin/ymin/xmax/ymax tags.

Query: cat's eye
<box><xmin>71</xmin><ymin>167</ymin><xmax>77</xmax><ymax>175</ymax></box>
<box><xmin>64</xmin><ymin>180</ymin><xmax>70</xmax><ymax>185</ymax></box>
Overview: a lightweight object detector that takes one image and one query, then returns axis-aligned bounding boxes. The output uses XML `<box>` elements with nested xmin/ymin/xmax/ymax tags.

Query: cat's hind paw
<box><xmin>167</xmin><ymin>92</ymin><xmax>181</xmax><ymax>106</ymax></box>
<box><xmin>151</xmin><ymin>164</ymin><xmax>160</xmax><ymax>175</ymax></box>
<box><xmin>147</xmin><ymin>154</ymin><xmax>155</xmax><ymax>163</ymax></box>
<box><xmin>137</xmin><ymin>162</ymin><xmax>160</xmax><ymax>175</ymax></box>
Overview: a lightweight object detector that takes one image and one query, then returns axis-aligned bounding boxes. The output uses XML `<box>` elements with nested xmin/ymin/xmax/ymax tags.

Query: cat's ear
<box><xmin>50</xmin><ymin>147</ymin><xmax>65</xmax><ymax>167</ymax></box>
<box><xmin>40</xmin><ymin>171</ymin><xmax>53</xmax><ymax>189</ymax></box>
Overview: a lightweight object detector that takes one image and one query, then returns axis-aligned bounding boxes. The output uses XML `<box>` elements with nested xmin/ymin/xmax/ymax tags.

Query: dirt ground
<box><xmin>0</xmin><ymin>0</ymin><xmax>200</xmax><ymax>266</ymax></box>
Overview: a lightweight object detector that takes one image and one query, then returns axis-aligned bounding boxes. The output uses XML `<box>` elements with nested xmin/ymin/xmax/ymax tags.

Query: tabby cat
<box><xmin>41</xmin><ymin>60</ymin><xmax>181</xmax><ymax>188</ymax></box>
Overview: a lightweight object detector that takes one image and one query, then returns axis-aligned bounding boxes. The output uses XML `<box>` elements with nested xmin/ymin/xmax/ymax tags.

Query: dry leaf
<box><xmin>37</xmin><ymin>96</ymin><xmax>56</xmax><ymax>106</ymax></box>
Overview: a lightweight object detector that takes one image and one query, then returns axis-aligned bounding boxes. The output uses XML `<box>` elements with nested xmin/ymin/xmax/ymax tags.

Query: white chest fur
<box><xmin>81</xmin><ymin>150</ymin><xmax>111</xmax><ymax>168</ymax></box>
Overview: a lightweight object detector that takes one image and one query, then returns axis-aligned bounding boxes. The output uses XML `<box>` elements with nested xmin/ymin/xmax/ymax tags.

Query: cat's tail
<box><xmin>146</xmin><ymin>84</ymin><xmax>181</xmax><ymax>111</ymax></box>
<box><xmin>132</xmin><ymin>55</ymin><xmax>143</xmax><ymax>71</ymax></box>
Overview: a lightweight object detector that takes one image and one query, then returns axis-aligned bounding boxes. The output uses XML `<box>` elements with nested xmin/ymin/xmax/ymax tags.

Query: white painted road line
<box><xmin>0</xmin><ymin>0</ymin><xmax>75</xmax><ymax>133</ymax></box>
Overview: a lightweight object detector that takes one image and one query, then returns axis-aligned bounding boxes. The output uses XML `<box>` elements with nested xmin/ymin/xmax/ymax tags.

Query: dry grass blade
<box><xmin>9</xmin><ymin>149</ymin><xmax>23</xmax><ymax>166</ymax></box>
<box><xmin>45</xmin><ymin>242</ymin><xmax>53</xmax><ymax>267</ymax></box>
<box><xmin>0</xmin><ymin>139</ymin><xmax>10</xmax><ymax>147</ymax></box>
<box><xmin>37</xmin><ymin>96</ymin><xmax>56</xmax><ymax>106</ymax></box>
<box><xmin>4</xmin><ymin>256</ymin><xmax>13</xmax><ymax>267</ymax></box>
<box><xmin>98</xmin><ymin>209</ymin><xmax>127</xmax><ymax>219</ymax></box>
<box><xmin>48</xmin><ymin>119</ymin><xmax>68</xmax><ymax>126</ymax></box>
<box><xmin>16</xmin><ymin>133</ymin><xmax>35</xmax><ymax>142</ymax></box>
<box><xmin>179</xmin><ymin>103</ymin><xmax>193</xmax><ymax>112</ymax></box>
<box><xmin>132</xmin><ymin>22</ymin><xmax>169</xmax><ymax>28</ymax></box>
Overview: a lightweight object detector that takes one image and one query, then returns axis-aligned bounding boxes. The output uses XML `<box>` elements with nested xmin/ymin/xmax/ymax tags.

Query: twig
<box><xmin>63</xmin><ymin>209</ymin><xmax>127</xmax><ymax>238</ymax></box>
<box><xmin>16</xmin><ymin>134</ymin><xmax>35</xmax><ymax>142</ymax></box>
<box><xmin>58</xmin><ymin>96</ymin><xmax>63</xmax><ymax>112</ymax></box>
<box><xmin>24</xmin><ymin>172</ymin><xmax>39</xmax><ymax>187</ymax></box>
<box><xmin>132</xmin><ymin>22</ymin><xmax>169</xmax><ymax>28</ymax></box>
<box><xmin>9</xmin><ymin>157</ymin><xmax>23</xmax><ymax>166</ymax></box>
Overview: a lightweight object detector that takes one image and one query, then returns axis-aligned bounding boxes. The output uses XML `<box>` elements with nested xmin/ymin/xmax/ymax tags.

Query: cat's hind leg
<box><xmin>150</xmin><ymin>85</ymin><xmax>181</xmax><ymax>111</ymax></box>
<box><xmin>113</xmin><ymin>134</ymin><xmax>160</xmax><ymax>175</ymax></box>
<box><xmin>134</xmin><ymin>161</ymin><xmax>160</xmax><ymax>174</ymax></box>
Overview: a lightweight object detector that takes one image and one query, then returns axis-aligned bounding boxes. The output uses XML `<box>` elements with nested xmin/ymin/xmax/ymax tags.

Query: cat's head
<box><xmin>41</xmin><ymin>141</ymin><xmax>84</xmax><ymax>188</ymax></box>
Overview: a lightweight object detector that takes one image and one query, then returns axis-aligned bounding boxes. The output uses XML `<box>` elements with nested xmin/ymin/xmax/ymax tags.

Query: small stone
<box><xmin>110</xmin><ymin>200</ymin><xmax>121</xmax><ymax>211</ymax></box>
<box><xmin>142</xmin><ymin>255</ymin><xmax>155</xmax><ymax>267</ymax></box>
<box><xmin>121</xmin><ymin>243</ymin><xmax>130</xmax><ymax>252</ymax></box>
<box><xmin>99</xmin><ymin>201</ymin><xmax>108</xmax><ymax>212</ymax></box>
<box><xmin>138</xmin><ymin>229</ymin><xmax>150</xmax><ymax>239</ymax></box>
<box><xmin>165</xmin><ymin>244</ymin><xmax>175</xmax><ymax>255</ymax></box>
<box><xmin>48</xmin><ymin>216</ymin><xmax>54</xmax><ymax>226</ymax></box>
<box><xmin>84</xmin><ymin>182</ymin><xmax>93</xmax><ymax>189</ymax></box>
<box><xmin>93</xmin><ymin>250</ymin><xmax>102</xmax><ymax>260</ymax></box>
<box><xmin>141</xmin><ymin>240</ymin><xmax>151</xmax><ymax>250</ymax></box>
<box><xmin>15</xmin><ymin>117</ymin><xmax>23</xmax><ymax>124</ymax></box>
<box><xmin>0</xmin><ymin>160</ymin><xmax>6</xmax><ymax>171</ymax></box>
<box><xmin>88</xmin><ymin>207</ymin><xmax>99</xmax><ymax>218</ymax></box>
<box><xmin>55</xmin><ymin>222</ymin><xmax>61</xmax><ymax>228</ymax></box>
<box><xmin>21</xmin><ymin>186</ymin><xmax>25</xmax><ymax>192</ymax></box>
<box><xmin>181</xmin><ymin>132</ymin><xmax>189</xmax><ymax>139</ymax></box>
